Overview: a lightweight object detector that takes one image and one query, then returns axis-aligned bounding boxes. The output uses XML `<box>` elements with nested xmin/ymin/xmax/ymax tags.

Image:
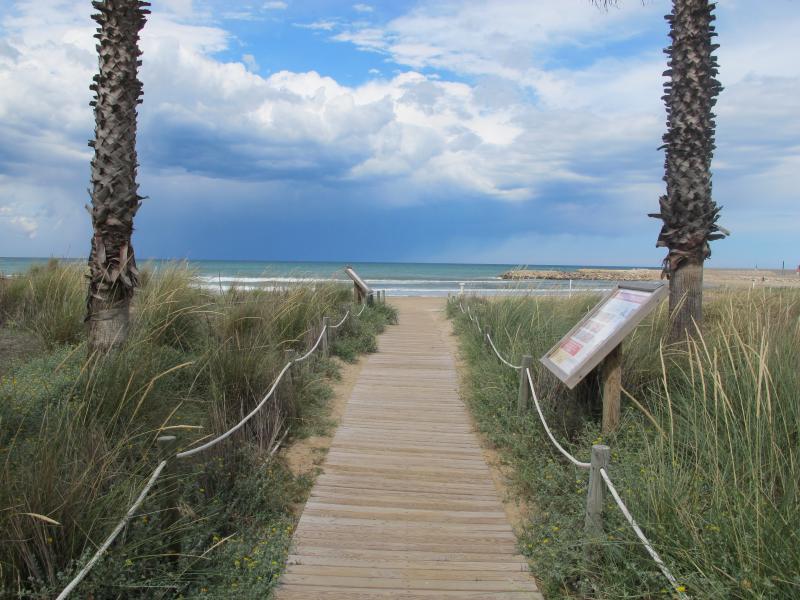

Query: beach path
<box><xmin>275</xmin><ymin>298</ymin><xmax>543</xmax><ymax>599</ymax></box>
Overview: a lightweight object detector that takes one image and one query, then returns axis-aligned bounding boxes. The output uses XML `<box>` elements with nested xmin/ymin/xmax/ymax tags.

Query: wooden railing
<box><xmin>345</xmin><ymin>265</ymin><xmax>374</xmax><ymax>305</ymax></box>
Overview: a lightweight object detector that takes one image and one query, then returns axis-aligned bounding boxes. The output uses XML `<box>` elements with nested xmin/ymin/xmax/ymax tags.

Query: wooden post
<box><xmin>368</xmin><ymin>292</ymin><xmax>374</xmax><ymax>306</ymax></box>
<box><xmin>353</xmin><ymin>282</ymin><xmax>360</xmax><ymax>304</ymax></box>
<box><xmin>517</xmin><ymin>355</ymin><xmax>533</xmax><ymax>416</ymax></box>
<box><xmin>600</xmin><ymin>344</ymin><xmax>622</xmax><ymax>433</ymax></box>
<box><xmin>322</xmin><ymin>317</ymin><xmax>330</xmax><ymax>358</ymax></box>
<box><xmin>585</xmin><ymin>444</ymin><xmax>610</xmax><ymax>560</ymax></box>
<box><xmin>156</xmin><ymin>435</ymin><xmax>180</xmax><ymax>563</ymax></box>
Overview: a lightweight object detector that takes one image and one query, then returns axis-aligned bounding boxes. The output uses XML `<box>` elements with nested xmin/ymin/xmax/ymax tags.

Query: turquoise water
<box><xmin>0</xmin><ymin>257</ymin><xmax>629</xmax><ymax>296</ymax></box>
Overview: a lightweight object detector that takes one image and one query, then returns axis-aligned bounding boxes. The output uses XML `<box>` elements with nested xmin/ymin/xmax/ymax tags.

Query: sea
<box><xmin>0</xmin><ymin>257</ymin><xmax>629</xmax><ymax>297</ymax></box>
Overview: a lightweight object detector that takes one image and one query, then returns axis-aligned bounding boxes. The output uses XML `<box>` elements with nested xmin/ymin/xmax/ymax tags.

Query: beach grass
<box><xmin>0</xmin><ymin>261</ymin><xmax>395</xmax><ymax>598</ymax></box>
<box><xmin>449</xmin><ymin>288</ymin><xmax>799</xmax><ymax>599</ymax></box>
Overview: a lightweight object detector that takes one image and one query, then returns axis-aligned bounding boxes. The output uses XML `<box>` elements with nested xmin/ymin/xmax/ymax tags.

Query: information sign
<box><xmin>540</xmin><ymin>283</ymin><xmax>667</xmax><ymax>389</ymax></box>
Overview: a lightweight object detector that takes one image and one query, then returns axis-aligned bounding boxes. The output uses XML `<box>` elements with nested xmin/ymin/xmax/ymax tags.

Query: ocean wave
<box><xmin>198</xmin><ymin>276</ymin><xmax>335</xmax><ymax>284</ymax></box>
<box><xmin>198</xmin><ymin>276</ymin><xmax>551</xmax><ymax>286</ymax></box>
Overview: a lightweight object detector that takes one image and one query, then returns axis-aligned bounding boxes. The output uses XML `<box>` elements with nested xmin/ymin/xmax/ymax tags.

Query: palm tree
<box><xmin>649</xmin><ymin>0</ymin><xmax>727</xmax><ymax>341</ymax></box>
<box><xmin>86</xmin><ymin>0</ymin><xmax>150</xmax><ymax>353</ymax></box>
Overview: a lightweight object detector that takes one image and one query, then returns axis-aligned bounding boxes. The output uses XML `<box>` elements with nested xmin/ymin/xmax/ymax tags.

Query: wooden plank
<box><xmin>280</xmin><ymin>574</ymin><xmax>535</xmax><ymax>591</ymax></box>
<box><xmin>288</xmin><ymin>546</ymin><xmax>528</xmax><ymax>563</ymax></box>
<box><xmin>286</xmin><ymin>555</ymin><xmax>530</xmax><ymax>572</ymax></box>
<box><xmin>274</xmin><ymin>298</ymin><xmax>542</xmax><ymax>599</ymax></box>
<box><xmin>277</xmin><ymin>587</ymin><xmax>537</xmax><ymax>600</ymax></box>
<box><xmin>283</xmin><ymin>565</ymin><xmax>536</xmax><ymax>583</ymax></box>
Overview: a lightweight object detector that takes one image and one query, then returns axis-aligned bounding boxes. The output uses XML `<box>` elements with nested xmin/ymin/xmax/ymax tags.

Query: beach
<box><xmin>2</xmin><ymin>258</ymin><xmax>798</xmax><ymax>296</ymax></box>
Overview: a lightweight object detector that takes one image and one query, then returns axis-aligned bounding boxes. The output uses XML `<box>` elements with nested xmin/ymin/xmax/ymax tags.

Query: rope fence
<box><xmin>55</xmin><ymin>461</ymin><xmax>168</xmax><ymax>600</ymax></box>
<box><xmin>330</xmin><ymin>310</ymin><xmax>350</xmax><ymax>329</ymax></box>
<box><xmin>486</xmin><ymin>333</ymin><xmax>523</xmax><ymax>370</ymax></box>
<box><xmin>454</xmin><ymin>296</ymin><xmax>688</xmax><ymax>599</ymax></box>
<box><xmin>55</xmin><ymin>287</ymin><xmax>382</xmax><ymax>599</ymax></box>
<box><xmin>525</xmin><ymin>369</ymin><xmax>590</xmax><ymax>469</ymax></box>
<box><xmin>599</xmin><ymin>468</ymin><xmax>687</xmax><ymax>599</ymax></box>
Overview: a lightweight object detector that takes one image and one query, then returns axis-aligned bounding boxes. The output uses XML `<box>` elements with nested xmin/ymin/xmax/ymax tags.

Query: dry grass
<box><xmin>451</xmin><ymin>288</ymin><xmax>800</xmax><ymax>599</ymax></box>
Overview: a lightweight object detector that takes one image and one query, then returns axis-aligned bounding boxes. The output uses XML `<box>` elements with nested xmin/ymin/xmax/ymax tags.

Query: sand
<box><xmin>503</xmin><ymin>267</ymin><xmax>800</xmax><ymax>289</ymax></box>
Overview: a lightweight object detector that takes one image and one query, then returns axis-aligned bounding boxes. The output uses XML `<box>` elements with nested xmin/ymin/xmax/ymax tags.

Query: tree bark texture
<box><xmin>649</xmin><ymin>0</ymin><xmax>727</xmax><ymax>342</ymax></box>
<box><xmin>86</xmin><ymin>0</ymin><xmax>150</xmax><ymax>353</ymax></box>
<box><xmin>668</xmin><ymin>259</ymin><xmax>703</xmax><ymax>341</ymax></box>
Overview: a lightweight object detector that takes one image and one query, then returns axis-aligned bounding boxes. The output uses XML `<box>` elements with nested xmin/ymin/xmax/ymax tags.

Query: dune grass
<box><xmin>0</xmin><ymin>261</ymin><xmax>396</xmax><ymax>598</ymax></box>
<box><xmin>449</xmin><ymin>289</ymin><xmax>799</xmax><ymax>599</ymax></box>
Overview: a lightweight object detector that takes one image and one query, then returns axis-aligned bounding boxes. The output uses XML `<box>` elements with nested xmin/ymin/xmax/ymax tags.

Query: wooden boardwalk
<box><xmin>276</xmin><ymin>299</ymin><xmax>543</xmax><ymax>599</ymax></box>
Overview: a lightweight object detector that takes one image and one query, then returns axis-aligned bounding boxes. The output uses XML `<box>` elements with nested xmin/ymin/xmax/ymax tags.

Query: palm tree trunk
<box><xmin>86</xmin><ymin>0</ymin><xmax>150</xmax><ymax>354</ymax></box>
<box><xmin>650</xmin><ymin>0</ymin><xmax>727</xmax><ymax>343</ymax></box>
<box><xmin>667</xmin><ymin>259</ymin><xmax>703</xmax><ymax>341</ymax></box>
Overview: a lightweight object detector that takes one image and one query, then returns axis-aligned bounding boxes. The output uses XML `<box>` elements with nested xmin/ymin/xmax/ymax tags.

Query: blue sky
<box><xmin>0</xmin><ymin>0</ymin><xmax>798</xmax><ymax>267</ymax></box>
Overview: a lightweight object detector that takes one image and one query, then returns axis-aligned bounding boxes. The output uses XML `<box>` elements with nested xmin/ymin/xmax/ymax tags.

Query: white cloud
<box><xmin>0</xmin><ymin>0</ymin><xmax>798</xmax><ymax>263</ymax></box>
<box><xmin>353</xmin><ymin>3</ymin><xmax>373</xmax><ymax>13</ymax></box>
<box><xmin>1</xmin><ymin>203</ymin><xmax>42</xmax><ymax>240</ymax></box>
<box><xmin>222</xmin><ymin>11</ymin><xmax>260</xmax><ymax>21</ymax></box>
<box><xmin>263</xmin><ymin>1</ymin><xmax>288</xmax><ymax>9</ymax></box>
<box><xmin>294</xmin><ymin>20</ymin><xmax>338</xmax><ymax>31</ymax></box>
<box><xmin>242</xmin><ymin>53</ymin><xmax>259</xmax><ymax>73</ymax></box>
<box><xmin>161</xmin><ymin>0</ymin><xmax>195</xmax><ymax>19</ymax></box>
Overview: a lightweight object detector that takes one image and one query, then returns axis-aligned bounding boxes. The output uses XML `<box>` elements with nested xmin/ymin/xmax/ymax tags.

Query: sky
<box><xmin>0</xmin><ymin>0</ymin><xmax>798</xmax><ymax>267</ymax></box>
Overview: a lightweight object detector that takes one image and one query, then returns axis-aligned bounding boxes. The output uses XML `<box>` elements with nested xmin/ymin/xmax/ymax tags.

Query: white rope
<box><xmin>486</xmin><ymin>334</ymin><xmax>522</xmax><ymax>370</ymax></box>
<box><xmin>526</xmin><ymin>369</ymin><xmax>590</xmax><ymax>469</ymax></box>
<box><xmin>330</xmin><ymin>310</ymin><xmax>350</xmax><ymax>329</ymax></box>
<box><xmin>599</xmin><ymin>467</ymin><xmax>689</xmax><ymax>599</ymax></box>
<box><xmin>179</xmin><ymin>320</ymin><xmax>330</xmax><ymax>459</ymax></box>
<box><xmin>57</xmin><ymin>308</ymin><xmax>349</xmax><ymax>597</ymax></box>
<box><xmin>56</xmin><ymin>461</ymin><xmax>168</xmax><ymax>600</ymax></box>
<box><xmin>355</xmin><ymin>303</ymin><xmax>367</xmax><ymax>317</ymax></box>
<box><xmin>176</xmin><ymin>360</ymin><xmax>294</xmax><ymax>459</ymax></box>
<box><xmin>292</xmin><ymin>325</ymin><xmax>328</xmax><ymax>364</ymax></box>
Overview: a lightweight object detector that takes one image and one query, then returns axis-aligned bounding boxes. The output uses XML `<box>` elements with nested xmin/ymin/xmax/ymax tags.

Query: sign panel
<box><xmin>540</xmin><ymin>283</ymin><xmax>667</xmax><ymax>389</ymax></box>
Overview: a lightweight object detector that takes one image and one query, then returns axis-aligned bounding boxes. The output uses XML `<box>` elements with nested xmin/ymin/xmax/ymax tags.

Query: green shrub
<box><xmin>451</xmin><ymin>289</ymin><xmax>800</xmax><ymax>599</ymax></box>
<box><xmin>0</xmin><ymin>260</ymin><xmax>85</xmax><ymax>347</ymax></box>
<box><xmin>133</xmin><ymin>264</ymin><xmax>212</xmax><ymax>351</ymax></box>
<box><xmin>0</xmin><ymin>265</ymin><xmax>395</xmax><ymax>597</ymax></box>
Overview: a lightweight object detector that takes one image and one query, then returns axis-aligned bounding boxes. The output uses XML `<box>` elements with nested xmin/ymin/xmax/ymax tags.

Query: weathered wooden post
<box><xmin>585</xmin><ymin>444</ymin><xmax>610</xmax><ymax>560</ymax></box>
<box><xmin>322</xmin><ymin>316</ymin><xmax>330</xmax><ymax>358</ymax></box>
<box><xmin>517</xmin><ymin>355</ymin><xmax>533</xmax><ymax>416</ymax></box>
<box><xmin>600</xmin><ymin>345</ymin><xmax>621</xmax><ymax>433</ymax></box>
<box><xmin>156</xmin><ymin>435</ymin><xmax>180</xmax><ymax>563</ymax></box>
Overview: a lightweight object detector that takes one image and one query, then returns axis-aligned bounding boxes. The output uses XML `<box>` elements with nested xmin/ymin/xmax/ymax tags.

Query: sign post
<box><xmin>540</xmin><ymin>283</ymin><xmax>667</xmax><ymax>432</ymax></box>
